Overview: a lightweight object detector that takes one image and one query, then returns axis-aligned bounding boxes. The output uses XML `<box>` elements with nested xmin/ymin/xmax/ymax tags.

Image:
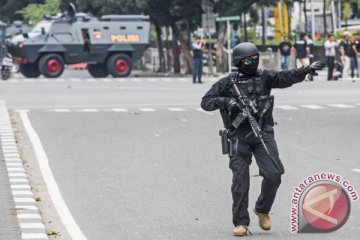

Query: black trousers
<box><xmin>326</xmin><ymin>56</ymin><xmax>335</xmax><ymax>80</ymax></box>
<box><xmin>228</xmin><ymin>127</ymin><xmax>284</xmax><ymax>227</ymax></box>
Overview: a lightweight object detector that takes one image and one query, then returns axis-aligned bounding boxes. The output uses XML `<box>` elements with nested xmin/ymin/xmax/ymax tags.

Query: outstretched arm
<box><xmin>266</xmin><ymin>61</ymin><xmax>325</xmax><ymax>89</ymax></box>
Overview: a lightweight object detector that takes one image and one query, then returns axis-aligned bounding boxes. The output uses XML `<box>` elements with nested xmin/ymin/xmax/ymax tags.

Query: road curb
<box><xmin>0</xmin><ymin>100</ymin><xmax>49</xmax><ymax>240</ymax></box>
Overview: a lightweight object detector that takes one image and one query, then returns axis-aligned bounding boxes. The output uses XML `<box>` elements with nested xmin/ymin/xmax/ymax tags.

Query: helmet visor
<box><xmin>242</xmin><ymin>55</ymin><xmax>259</xmax><ymax>65</ymax></box>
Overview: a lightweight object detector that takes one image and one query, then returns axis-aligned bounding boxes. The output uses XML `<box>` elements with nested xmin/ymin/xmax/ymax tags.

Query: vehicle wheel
<box><xmin>107</xmin><ymin>53</ymin><xmax>132</xmax><ymax>78</ymax></box>
<box><xmin>20</xmin><ymin>63</ymin><xmax>41</xmax><ymax>78</ymax></box>
<box><xmin>1</xmin><ymin>67</ymin><xmax>11</xmax><ymax>80</ymax></box>
<box><xmin>88</xmin><ymin>63</ymin><xmax>109</xmax><ymax>78</ymax></box>
<box><xmin>38</xmin><ymin>53</ymin><xmax>65</xmax><ymax>78</ymax></box>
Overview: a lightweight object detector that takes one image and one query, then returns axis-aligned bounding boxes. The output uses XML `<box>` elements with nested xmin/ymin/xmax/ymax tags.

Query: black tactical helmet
<box><xmin>233</xmin><ymin>42</ymin><xmax>259</xmax><ymax>66</ymax></box>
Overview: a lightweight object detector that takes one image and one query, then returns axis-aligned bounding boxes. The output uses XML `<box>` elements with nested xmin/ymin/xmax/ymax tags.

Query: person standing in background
<box><xmin>324</xmin><ymin>34</ymin><xmax>338</xmax><ymax>80</ymax></box>
<box><xmin>304</xmin><ymin>35</ymin><xmax>315</xmax><ymax>80</ymax></box>
<box><xmin>339</xmin><ymin>31</ymin><xmax>351</xmax><ymax>78</ymax></box>
<box><xmin>294</xmin><ymin>33</ymin><xmax>310</xmax><ymax>68</ymax></box>
<box><xmin>355</xmin><ymin>35</ymin><xmax>360</xmax><ymax>77</ymax></box>
<box><xmin>192</xmin><ymin>36</ymin><xmax>205</xmax><ymax>84</ymax></box>
<box><xmin>278</xmin><ymin>36</ymin><xmax>292</xmax><ymax>70</ymax></box>
<box><xmin>348</xmin><ymin>36</ymin><xmax>360</xmax><ymax>78</ymax></box>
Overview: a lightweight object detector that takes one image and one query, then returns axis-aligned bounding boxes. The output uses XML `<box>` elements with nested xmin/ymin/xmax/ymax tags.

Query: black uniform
<box><xmin>201</xmin><ymin>67</ymin><xmax>308</xmax><ymax>227</ymax></box>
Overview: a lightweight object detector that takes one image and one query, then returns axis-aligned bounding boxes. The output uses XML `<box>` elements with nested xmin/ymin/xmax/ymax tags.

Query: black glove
<box><xmin>306</xmin><ymin>61</ymin><xmax>326</xmax><ymax>76</ymax></box>
<box><xmin>225</xmin><ymin>98</ymin><xmax>241</xmax><ymax>113</ymax></box>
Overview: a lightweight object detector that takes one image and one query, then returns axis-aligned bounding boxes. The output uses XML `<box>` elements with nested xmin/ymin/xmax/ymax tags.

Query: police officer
<box><xmin>200</xmin><ymin>42</ymin><xmax>324</xmax><ymax>236</ymax></box>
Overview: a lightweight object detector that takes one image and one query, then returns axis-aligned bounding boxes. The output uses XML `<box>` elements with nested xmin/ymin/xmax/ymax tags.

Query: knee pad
<box><xmin>262</xmin><ymin>171</ymin><xmax>282</xmax><ymax>185</ymax></box>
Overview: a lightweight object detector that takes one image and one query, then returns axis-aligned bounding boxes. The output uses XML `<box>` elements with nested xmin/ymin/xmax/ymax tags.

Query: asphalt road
<box><xmin>2</xmin><ymin>71</ymin><xmax>360</xmax><ymax>239</ymax></box>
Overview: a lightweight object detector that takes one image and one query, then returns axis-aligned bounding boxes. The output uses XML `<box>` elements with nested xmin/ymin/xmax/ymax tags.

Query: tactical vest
<box><xmin>230</xmin><ymin>72</ymin><xmax>275</xmax><ymax>128</ymax></box>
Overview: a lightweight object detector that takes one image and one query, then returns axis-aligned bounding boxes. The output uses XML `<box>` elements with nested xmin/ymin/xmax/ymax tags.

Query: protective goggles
<box><xmin>242</xmin><ymin>55</ymin><xmax>259</xmax><ymax>65</ymax></box>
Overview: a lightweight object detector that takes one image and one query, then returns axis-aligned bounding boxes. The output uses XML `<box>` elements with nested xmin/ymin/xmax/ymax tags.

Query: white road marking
<box><xmin>275</xmin><ymin>105</ymin><xmax>299</xmax><ymax>110</ymax></box>
<box><xmin>138</xmin><ymin>108</ymin><xmax>156</xmax><ymax>112</ymax></box>
<box><xmin>19</xmin><ymin>110</ymin><xmax>88</xmax><ymax>240</ymax></box>
<box><xmin>14</xmin><ymin>198</ymin><xmax>35</xmax><ymax>203</ymax></box>
<box><xmin>20</xmin><ymin>223</ymin><xmax>45</xmax><ymax>229</ymax></box>
<box><xmin>11</xmin><ymin>185</ymin><xmax>31</xmax><ymax>189</ymax></box>
<box><xmin>117</xmin><ymin>79</ymin><xmax>126</xmax><ymax>82</ymax></box>
<box><xmin>16</xmin><ymin>205</ymin><xmax>38</xmax><ymax>211</ymax></box>
<box><xmin>78</xmin><ymin>109</ymin><xmax>99</xmax><ymax>112</ymax></box>
<box><xmin>102</xmin><ymin>78</ymin><xmax>112</xmax><ymax>82</ymax></box>
<box><xmin>5</xmin><ymin>158</ymin><xmax>22</xmax><ymax>163</ymax></box>
<box><xmin>12</xmin><ymin>191</ymin><xmax>34</xmax><ymax>196</ymax></box>
<box><xmin>55</xmin><ymin>79</ymin><xmax>65</xmax><ymax>82</ymax></box>
<box><xmin>24</xmin><ymin>79</ymin><xmax>34</xmax><ymax>82</ymax></box>
<box><xmin>133</xmin><ymin>78</ymin><xmax>142</xmax><ymax>82</ymax></box>
<box><xmin>352</xmin><ymin>169</ymin><xmax>360</xmax><ymax>173</ymax></box>
<box><xmin>6</xmin><ymin>162</ymin><xmax>23</xmax><ymax>167</ymax></box>
<box><xmin>39</xmin><ymin>79</ymin><xmax>49</xmax><ymax>82</ymax></box>
<box><xmin>1</xmin><ymin>141</ymin><xmax>16</xmax><ymax>147</ymax></box>
<box><xmin>51</xmin><ymin>109</ymin><xmax>71</xmax><ymax>112</ymax></box>
<box><xmin>18</xmin><ymin>214</ymin><xmax>41</xmax><ymax>219</ymax></box>
<box><xmin>3</xmin><ymin>148</ymin><xmax>17</xmax><ymax>153</ymax></box>
<box><xmin>3</xmin><ymin>142</ymin><xmax>18</xmax><ymax>146</ymax></box>
<box><xmin>7</xmin><ymin>167</ymin><xmax>25</xmax><ymax>172</ymax></box>
<box><xmin>147</xmin><ymin>78</ymin><xmax>158</xmax><ymax>82</ymax></box>
<box><xmin>168</xmin><ymin>108</ymin><xmax>185</xmax><ymax>111</ymax></box>
<box><xmin>21</xmin><ymin>233</ymin><xmax>48</xmax><ymax>239</ymax></box>
<box><xmin>10</xmin><ymin>179</ymin><xmax>29</xmax><ymax>183</ymax></box>
<box><xmin>86</xmin><ymin>78</ymin><xmax>96</xmax><ymax>82</ymax></box>
<box><xmin>71</xmin><ymin>78</ymin><xmax>80</xmax><ymax>82</ymax></box>
<box><xmin>111</xmin><ymin>108</ymin><xmax>128</xmax><ymax>112</ymax></box>
<box><xmin>327</xmin><ymin>104</ymin><xmax>355</xmax><ymax>108</ymax></box>
<box><xmin>300</xmin><ymin>104</ymin><xmax>325</xmax><ymax>109</ymax></box>
<box><xmin>162</xmin><ymin>78</ymin><xmax>172</xmax><ymax>82</ymax></box>
<box><xmin>4</xmin><ymin>153</ymin><xmax>20</xmax><ymax>158</ymax></box>
<box><xmin>9</xmin><ymin>173</ymin><xmax>27</xmax><ymax>177</ymax></box>
<box><xmin>178</xmin><ymin>78</ymin><xmax>188</xmax><ymax>82</ymax></box>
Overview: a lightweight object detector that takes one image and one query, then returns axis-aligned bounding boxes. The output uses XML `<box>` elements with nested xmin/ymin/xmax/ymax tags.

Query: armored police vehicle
<box><xmin>7</xmin><ymin>13</ymin><xmax>150</xmax><ymax>78</ymax></box>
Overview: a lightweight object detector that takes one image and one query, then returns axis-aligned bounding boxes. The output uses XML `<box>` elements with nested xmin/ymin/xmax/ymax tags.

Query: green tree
<box><xmin>0</xmin><ymin>0</ymin><xmax>44</xmax><ymax>22</ymax></box>
<box><xmin>18</xmin><ymin>0</ymin><xmax>61</xmax><ymax>25</ymax></box>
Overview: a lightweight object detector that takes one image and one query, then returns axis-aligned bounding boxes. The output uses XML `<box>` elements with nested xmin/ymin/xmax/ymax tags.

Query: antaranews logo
<box><xmin>290</xmin><ymin>172</ymin><xmax>358</xmax><ymax>233</ymax></box>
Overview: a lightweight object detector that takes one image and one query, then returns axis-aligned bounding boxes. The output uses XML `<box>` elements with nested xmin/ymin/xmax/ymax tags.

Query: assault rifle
<box><xmin>229</xmin><ymin>74</ymin><xmax>281</xmax><ymax>169</ymax></box>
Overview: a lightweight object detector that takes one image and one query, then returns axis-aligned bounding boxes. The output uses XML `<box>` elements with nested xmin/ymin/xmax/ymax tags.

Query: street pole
<box><xmin>227</xmin><ymin>19</ymin><xmax>232</xmax><ymax>73</ymax></box>
<box><xmin>310</xmin><ymin>0</ymin><xmax>316</xmax><ymax>41</ymax></box>
<box><xmin>331</xmin><ymin>0</ymin><xmax>337</xmax><ymax>33</ymax></box>
<box><xmin>216</xmin><ymin>16</ymin><xmax>240</xmax><ymax>73</ymax></box>
<box><xmin>207</xmin><ymin>9</ymin><xmax>214</xmax><ymax>76</ymax></box>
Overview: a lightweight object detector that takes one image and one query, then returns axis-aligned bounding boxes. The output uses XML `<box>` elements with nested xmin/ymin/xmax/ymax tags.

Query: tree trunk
<box><xmin>216</xmin><ymin>23</ymin><xmax>226</xmax><ymax>73</ymax></box>
<box><xmin>153</xmin><ymin>18</ymin><xmax>166</xmax><ymax>72</ymax></box>
<box><xmin>170</xmin><ymin>22</ymin><xmax>193</xmax><ymax>74</ymax></box>
<box><xmin>243</xmin><ymin>13</ymin><xmax>248</xmax><ymax>41</ymax></box>
<box><xmin>172</xmin><ymin>32</ymin><xmax>181</xmax><ymax>74</ymax></box>
<box><xmin>261</xmin><ymin>4</ymin><xmax>266</xmax><ymax>48</ymax></box>
<box><xmin>165</xmin><ymin>26</ymin><xmax>172</xmax><ymax>72</ymax></box>
<box><xmin>304</xmin><ymin>0</ymin><xmax>308</xmax><ymax>33</ymax></box>
<box><xmin>323</xmin><ymin>0</ymin><xmax>327</xmax><ymax>36</ymax></box>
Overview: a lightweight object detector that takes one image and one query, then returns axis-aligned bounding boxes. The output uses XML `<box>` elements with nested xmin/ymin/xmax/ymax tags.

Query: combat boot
<box><xmin>253</xmin><ymin>208</ymin><xmax>271</xmax><ymax>230</ymax></box>
<box><xmin>233</xmin><ymin>225</ymin><xmax>251</xmax><ymax>236</ymax></box>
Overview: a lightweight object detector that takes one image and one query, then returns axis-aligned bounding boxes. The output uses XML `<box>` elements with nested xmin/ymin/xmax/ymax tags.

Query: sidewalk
<box><xmin>0</xmin><ymin>101</ymin><xmax>48</xmax><ymax>240</ymax></box>
<box><xmin>0</xmin><ymin>147</ymin><xmax>20</xmax><ymax>239</ymax></box>
<box><xmin>0</xmin><ymin>105</ymin><xmax>21</xmax><ymax>239</ymax></box>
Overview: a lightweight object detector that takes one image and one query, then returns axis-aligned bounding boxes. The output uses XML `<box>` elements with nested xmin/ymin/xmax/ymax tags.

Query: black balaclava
<box><xmin>239</xmin><ymin>57</ymin><xmax>259</xmax><ymax>75</ymax></box>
